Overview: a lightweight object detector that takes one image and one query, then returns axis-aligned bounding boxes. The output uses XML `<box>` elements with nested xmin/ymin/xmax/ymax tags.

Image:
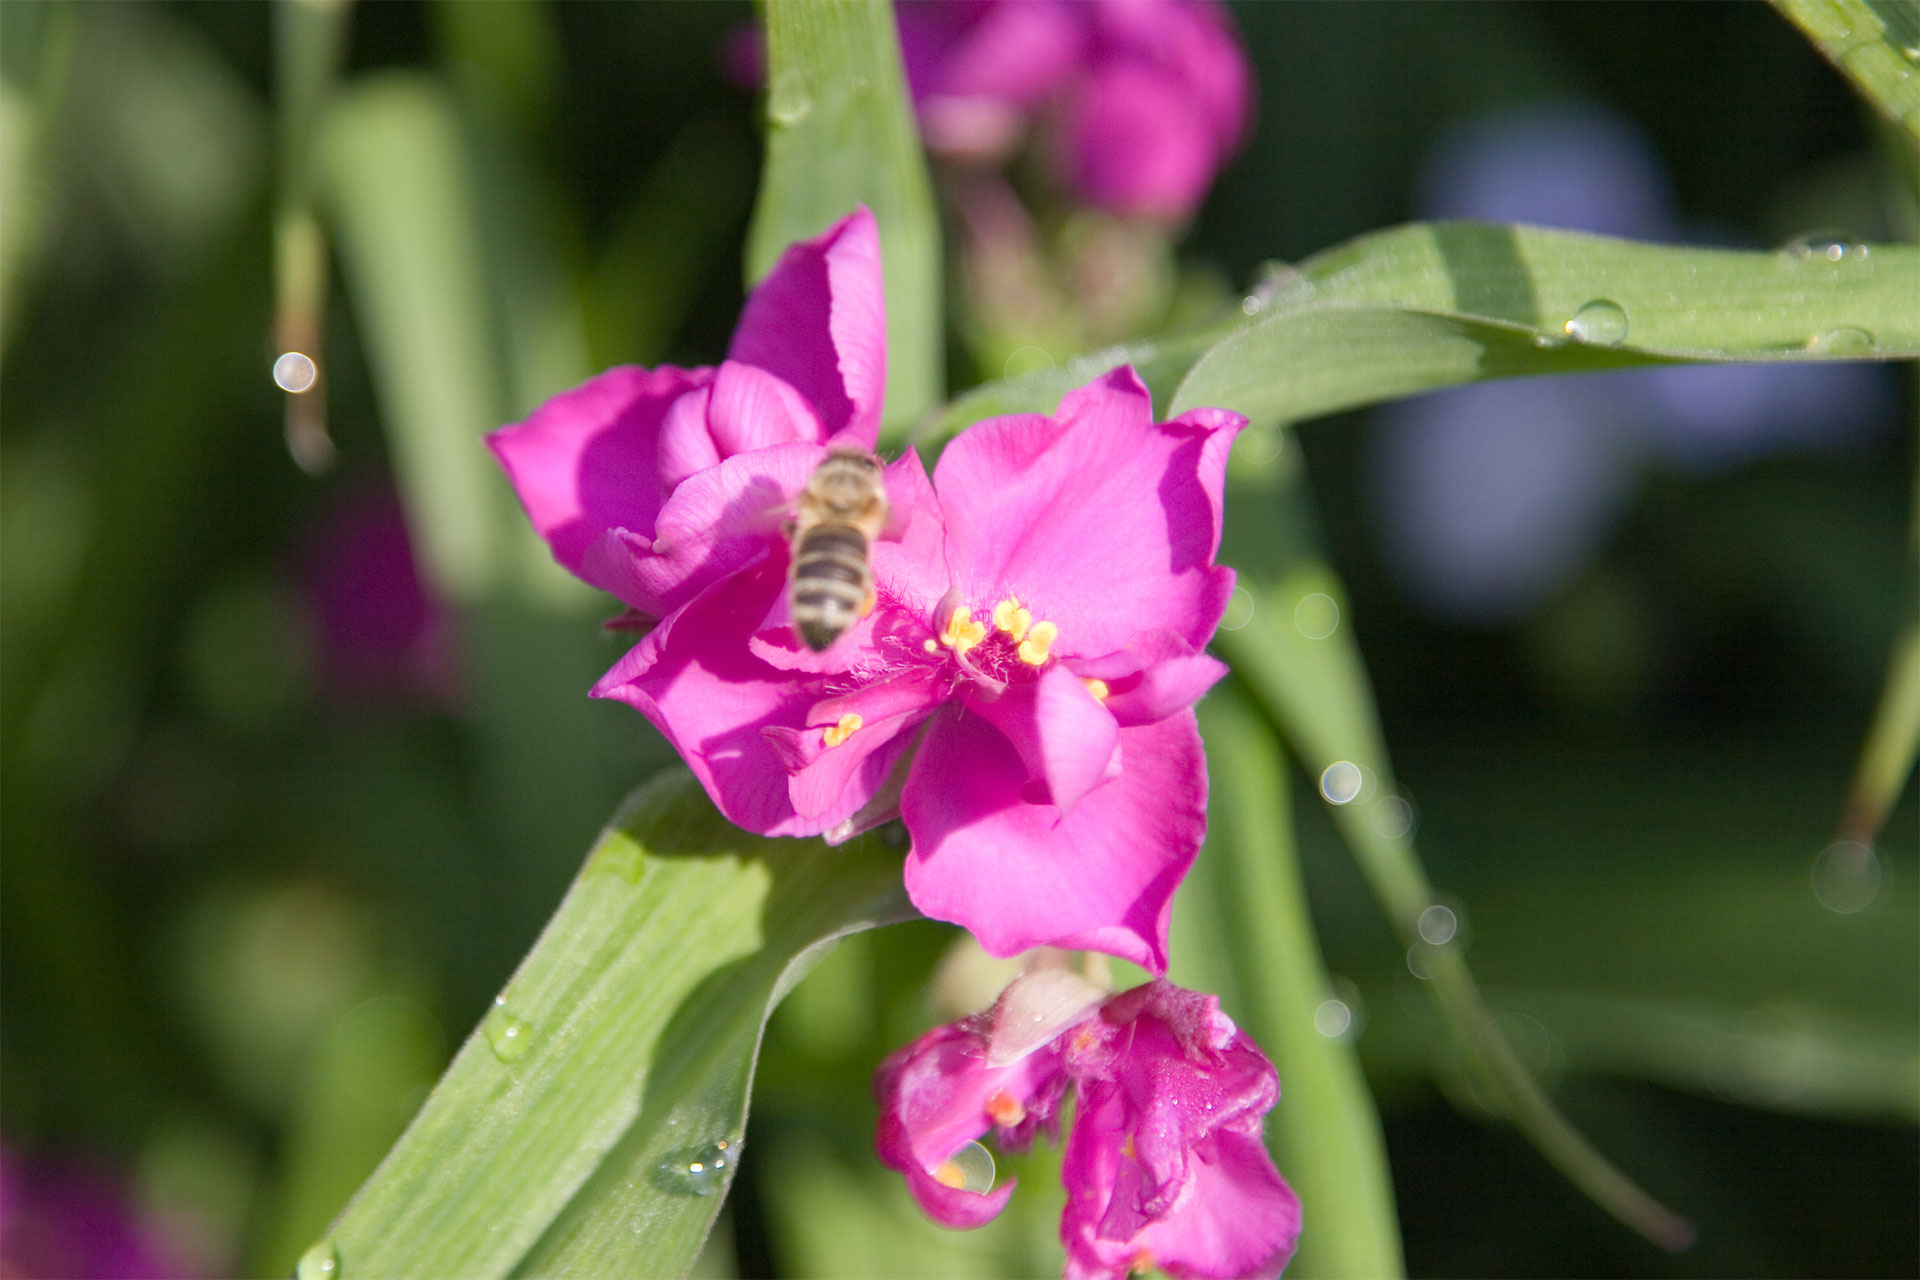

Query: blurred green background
<box><xmin>1</xmin><ymin>2</ymin><xmax>1913</xmax><ymax>1277</ymax></box>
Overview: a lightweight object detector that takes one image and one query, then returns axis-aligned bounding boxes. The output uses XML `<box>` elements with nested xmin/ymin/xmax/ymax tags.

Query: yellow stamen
<box><xmin>941</xmin><ymin>605</ymin><xmax>987</xmax><ymax>657</ymax></box>
<box><xmin>1017</xmin><ymin>619</ymin><xmax>1059</xmax><ymax>666</ymax></box>
<box><xmin>1127</xmin><ymin>1249</ymin><xmax>1155</xmax><ymax>1278</ymax></box>
<box><xmin>1121</xmin><ymin>1134</ymin><xmax>1136</xmax><ymax>1160</ymax></box>
<box><xmin>823</xmin><ymin>713</ymin><xmax>863</xmax><ymax>748</ymax></box>
<box><xmin>1081</xmin><ymin>677</ymin><xmax>1110</xmax><ymax>701</ymax></box>
<box><xmin>932</xmin><ymin>1160</ymin><xmax>967</xmax><ymax>1189</ymax></box>
<box><xmin>991</xmin><ymin>596</ymin><xmax>1032</xmax><ymax>642</ymax></box>
<box><xmin>923</xmin><ymin>638</ymin><xmax>939</xmax><ymax>654</ymax></box>
<box><xmin>984</xmin><ymin>1089</ymin><xmax>1026</xmax><ymax>1127</ymax></box>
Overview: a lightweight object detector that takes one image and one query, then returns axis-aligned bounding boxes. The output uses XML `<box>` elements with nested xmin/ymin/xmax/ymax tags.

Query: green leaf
<box><xmin>1176</xmin><ymin>691</ymin><xmax>1404</xmax><ymax>1279</ymax></box>
<box><xmin>1177</xmin><ymin>224</ymin><xmax>1920</xmax><ymax>427</ymax></box>
<box><xmin>314</xmin><ymin>770</ymin><xmax>908</xmax><ymax>1279</ymax></box>
<box><xmin>1773</xmin><ymin>0</ymin><xmax>1920</xmax><ymax>142</ymax></box>
<box><xmin>922</xmin><ymin>224</ymin><xmax>1920</xmax><ymax>442</ymax></box>
<box><xmin>746</xmin><ymin>0</ymin><xmax>941</xmax><ymax>438</ymax></box>
<box><xmin>1210</xmin><ymin>460</ymin><xmax>1694</xmax><ymax>1252</ymax></box>
<box><xmin>316</xmin><ymin>73</ymin><xmax>513</xmax><ymax>603</ymax></box>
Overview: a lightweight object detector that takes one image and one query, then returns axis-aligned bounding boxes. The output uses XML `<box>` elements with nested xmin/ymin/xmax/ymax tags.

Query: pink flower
<box><xmin>896</xmin><ymin>0</ymin><xmax>1255</xmax><ymax>222</ymax></box>
<box><xmin>488</xmin><ymin>208</ymin><xmax>886</xmax><ymax>626</ymax></box>
<box><xmin>875</xmin><ymin>975</ymin><xmax>1302</xmax><ymax>1280</ymax></box>
<box><xmin>590</xmin><ymin>367</ymin><xmax>1241</xmax><ymax>971</ymax></box>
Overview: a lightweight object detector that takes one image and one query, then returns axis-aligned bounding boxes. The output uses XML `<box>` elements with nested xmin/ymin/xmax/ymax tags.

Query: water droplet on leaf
<box><xmin>274</xmin><ymin>351</ymin><xmax>318</xmax><ymax>393</ymax></box>
<box><xmin>296</xmin><ymin>1238</ymin><xmax>341</xmax><ymax>1280</ymax></box>
<box><xmin>484</xmin><ymin>998</ymin><xmax>533</xmax><ymax>1063</ymax></box>
<box><xmin>1777</xmin><ymin>230</ymin><xmax>1867</xmax><ymax>262</ymax></box>
<box><xmin>1417</xmin><ymin>904</ymin><xmax>1459</xmax><ymax>945</ymax></box>
<box><xmin>659</xmin><ymin>1139</ymin><xmax>736</xmax><ymax>1196</ymax></box>
<box><xmin>1804</xmin><ymin>327</ymin><xmax>1876</xmax><ymax>355</ymax></box>
<box><xmin>1320</xmin><ymin>761</ymin><xmax>1363</xmax><ymax>805</ymax></box>
<box><xmin>1812</xmin><ymin>840</ymin><xmax>1881</xmax><ymax>913</ymax></box>
<box><xmin>1563</xmin><ymin>299</ymin><xmax>1629</xmax><ymax>346</ymax></box>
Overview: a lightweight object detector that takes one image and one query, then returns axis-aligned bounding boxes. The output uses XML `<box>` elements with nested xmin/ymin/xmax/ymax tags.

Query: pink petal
<box><xmin>1067</xmin><ymin>630</ymin><xmax>1229</xmax><ymax>727</ymax></box>
<box><xmin>923</xmin><ymin>0</ymin><xmax>1085</xmax><ymax>109</ymax></box>
<box><xmin>931</xmin><ymin>368</ymin><xmax>1243</xmax><ymax>658</ymax></box>
<box><xmin>973</xmin><ymin>665</ymin><xmax>1121</xmax><ymax>816</ymax></box>
<box><xmin>765</xmin><ymin>668</ymin><xmax>944</xmax><ymax>820</ymax></box>
<box><xmin>1063</xmin><ymin>60</ymin><xmax>1218</xmax><ymax>221</ymax></box>
<box><xmin>591</xmin><ymin>558</ymin><xmax>821</xmax><ymax>837</ymax></box>
<box><xmin>900</xmin><ymin>708</ymin><xmax>1208</xmax><ymax>972</ymax></box>
<box><xmin>632</xmin><ymin>440</ymin><xmax>824</xmax><ymax>616</ymax></box>
<box><xmin>654</xmin><ymin>362</ymin><xmax>826</xmax><ymax>492</ymax></box>
<box><xmin>729</xmin><ymin>208</ymin><xmax>887</xmax><ymax>446</ymax></box>
<box><xmin>871</xmin><ymin>448</ymin><xmax>953</xmax><ymax>622</ymax></box>
<box><xmin>487</xmin><ymin>363</ymin><xmax>713</xmax><ymax>583</ymax></box>
<box><xmin>1063</xmin><ymin>1116</ymin><xmax>1299</xmax><ymax>1280</ymax></box>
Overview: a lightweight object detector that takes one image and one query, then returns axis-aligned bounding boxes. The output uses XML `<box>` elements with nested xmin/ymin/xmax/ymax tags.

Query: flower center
<box><xmin>924</xmin><ymin>595</ymin><xmax>1063</xmax><ymax>689</ymax></box>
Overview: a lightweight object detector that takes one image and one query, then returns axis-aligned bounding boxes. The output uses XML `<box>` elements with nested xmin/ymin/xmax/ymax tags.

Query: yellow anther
<box><xmin>1081</xmin><ymin>678</ymin><xmax>1110</xmax><ymax>701</ymax></box>
<box><xmin>991</xmin><ymin>596</ymin><xmax>1031</xmax><ymax>642</ymax></box>
<box><xmin>823</xmin><ymin>713</ymin><xmax>863</xmax><ymax>748</ymax></box>
<box><xmin>1017</xmin><ymin>619</ymin><xmax>1059</xmax><ymax>666</ymax></box>
<box><xmin>984</xmin><ymin>1089</ymin><xmax>1026</xmax><ymax>1127</ymax></box>
<box><xmin>941</xmin><ymin>605</ymin><xmax>987</xmax><ymax>657</ymax></box>
<box><xmin>923</xmin><ymin>638</ymin><xmax>939</xmax><ymax>653</ymax></box>
<box><xmin>932</xmin><ymin>1160</ymin><xmax>967</xmax><ymax>1189</ymax></box>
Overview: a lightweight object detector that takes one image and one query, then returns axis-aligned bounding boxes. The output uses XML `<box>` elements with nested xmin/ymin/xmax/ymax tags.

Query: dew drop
<box><xmin>1218</xmin><ymin>586</ymin><xmax>1255</xmax><ymax>632</ymax></box>
<box><xmin>1811</xmin><ymin>840</ymin><xmax>1881</xmax><ymax>914</ymax></box>
<box><xmin>1417</xmin><ymin>903</ymin><xmax>1458</xmax><ymax>946</ymax></box>
<box><xmin>931</xmin><ymin>1140</ymin><xmax>996</xmax><ymax>1194</ymax></box>
<box><xmin>1563</xmin><ymin>299</ymin><xmax>1628</xmax><ymax>346</ymax></box>
<box><xmin>273</xmin><ymin>351</ymin><xmax>319</xmax><ymax>393</ymax></box>
<box><xmin>1777</xmin><ymin>230</ymin><xmax>1867</xmax><ymax>262</ymax></box>
<box><xmin>587</xmin><ymin>835</ymin><xmax>645</xmax><ymax>883</ymax></box>
<box><xmin>1319</xmin><ymin>761</ymin><xmax>1363</xmax><ymax>805</ymax></box>
<box><xmin>1312</xmin><ymin>998</ymin><xmax>1353</xmax><ymax>1038</ymax></box>
<box><xmin>295</xmin><ymin>1238</ymin><xmax>341</xmax><ymax>1280</ymax></box>
<box><xmin>659</xmin><ymin>1139</ymin><xmax>736</xmax><ymax>1196</ymax></box>
<box><xmin>767</xmin><ymin>70</ymin><xmax>814</xmax><ymax>128</ymax></box>
<box><xmin>1370</xmin><ymin>794</ymin><xmax>1415</xmax><ymax>840</ymax></box>
<box><xmin>1804</xmin><ymin>327</ymin><xmax>1877</xmax><ymax>355</ymax></box>
<box><xmin>1292</xmin><ymin>592</ymin><xmax>1339</xmax><ymax>639</ymax></box>
<box><xmin>484</xmin><ymin>997</ymin><xmax>533</xmax><ymax>1064</ymax></box>
<box><xmin>1240</xmin><ymin>294</ymin><xmax>1265</xmax><ymax>316</ymax></box>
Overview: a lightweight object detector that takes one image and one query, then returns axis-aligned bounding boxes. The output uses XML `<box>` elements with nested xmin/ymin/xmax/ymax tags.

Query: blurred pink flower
<box><xmin>0</xmin><ymin>1145</ymin><xmax>195</xmax><ymax>1280</ymax></box>
<box><xmin>589</xmin><ymin>368</ymin><xmax>1240</xmax><ymax>971</ymax></box>
<box><xmin>299</xmin><ymin>483</ymin><xmax>456</xmax><ymax>706</ymax></box>
<box><xmin>876</xmin><ymin>974</ymin><xmax>1301</xmax><ymax>1279</ymax></box>
<box><xmin>897</xmin><ymin>0</ymin><xmax>1254</xmax><ymax>221</ymax></box>
<box><xmin>488</xmin><ymin>208</ymin><xmax>886</xmax><ymax>626</ymax></box>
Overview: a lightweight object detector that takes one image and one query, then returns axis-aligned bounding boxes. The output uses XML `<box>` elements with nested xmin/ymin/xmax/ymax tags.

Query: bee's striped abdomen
<box><xmin>791</xmin><ymin>524</ymin><xmax>871</xmax><ymax>651</ymax></box>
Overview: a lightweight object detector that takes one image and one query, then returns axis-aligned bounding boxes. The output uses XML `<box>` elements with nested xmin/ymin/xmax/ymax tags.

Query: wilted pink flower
<box><xmin>876</xmin><ymin>974</ymin><xmax>1301</xmax><ymax>1280</ymax></box>
<box><xmin>588</xmin><ymin>367</ymin><xmax>1240</xmax><ymax>971</ymax></box>
<box><xmin>897</xmin><ymin>0</ymin><xmax>1254</xmax><ymax>222</ymax></box>
<box><xmin>488</xmin><ymin>208</ymin><xmax>886</xmax><ymax>626</ymax></box>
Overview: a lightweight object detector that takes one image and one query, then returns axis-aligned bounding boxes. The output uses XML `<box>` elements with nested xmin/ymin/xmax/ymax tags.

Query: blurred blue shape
<box><xmin>1375</xmin><ymin>104</ymin><xmax>1892</xmax><ymax>623</ymax></box>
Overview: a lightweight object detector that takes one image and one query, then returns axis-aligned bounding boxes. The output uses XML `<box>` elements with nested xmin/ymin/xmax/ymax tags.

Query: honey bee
<box><xmin>789</xmin><ymin>447</ymin><xmax>888</xmax><ymax>651</ymax></box>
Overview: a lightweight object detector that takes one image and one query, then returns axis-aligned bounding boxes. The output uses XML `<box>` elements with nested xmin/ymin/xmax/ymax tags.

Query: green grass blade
<box><xmin>923</xmin><ymin>225</ymin><xmax>1920</xmax><ymax>443</ymax></box>
<box><xmin>1774</xmin><ymin>0</ymin><xmax>1920</xmax><ymax>142</ymax></box>
<box><xmin>746</xmin><ymin>0</ymin><xmax>941</xmax><ymax>438</ymax></box>
<box><xmin>1837</xmin><ymin>617</ymin><xmax>1920</xmax><ymax>844</ymax></box>
<box><xmin>313</xmin><ymin>770</ymin><xmax>908</xmax><ymax>1279</ymax></box>
<box><xmin>1208</xmin><ymin>460</ymin><xmax>1693</xmax><ymax>1252</ymax></box>
<box><xmin>316</xmin><ymin>73</ymin><xmax>511</xmax><ymax>603</ymax></box>
<box><xmin>1177</xmin><ymin>691</ymin><xmax>1404</xmax><ymax>1280</ymax></box>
